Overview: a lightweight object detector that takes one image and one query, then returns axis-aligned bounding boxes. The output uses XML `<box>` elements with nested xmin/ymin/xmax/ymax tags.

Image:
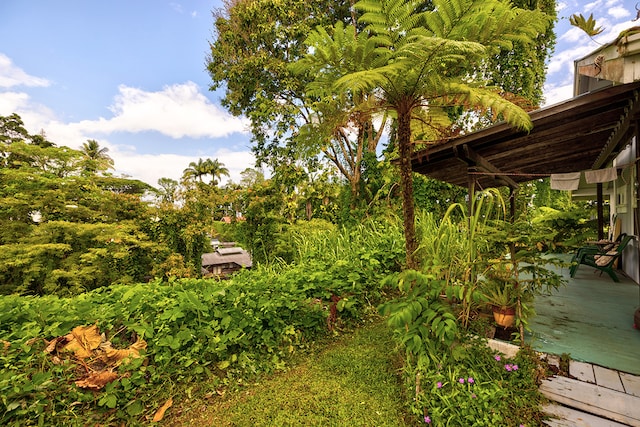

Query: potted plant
<box><xmin>480</xmin><ymin>262</ymin><xmax>520</xmax><ymax>328</ymax></box>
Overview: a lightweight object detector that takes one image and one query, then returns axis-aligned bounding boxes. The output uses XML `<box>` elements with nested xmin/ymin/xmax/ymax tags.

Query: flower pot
<box><xmin>492</xmin><ymin>306</ymin><xmax>516</xmax><ymax>328</ymax></box>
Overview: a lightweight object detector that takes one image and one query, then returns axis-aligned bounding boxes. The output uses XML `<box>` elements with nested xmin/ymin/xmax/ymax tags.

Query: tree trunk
<box><xmin>397</xmin><ymin>100</ymin><xmax>418</xmax><ymax>270</ymax></box>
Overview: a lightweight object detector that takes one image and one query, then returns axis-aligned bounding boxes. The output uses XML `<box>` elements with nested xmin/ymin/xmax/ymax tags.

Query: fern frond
<box><xmin>569</xmin><ymin>13</ymin><xmax>604</xmax><ymax>37</ymax></box>
<box><xmin>443</xmin><ymin>83</ymin><xmax>533</xmax><ymax>131</ymax></box>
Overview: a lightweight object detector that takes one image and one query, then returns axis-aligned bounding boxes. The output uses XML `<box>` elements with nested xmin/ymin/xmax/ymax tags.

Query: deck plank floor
<box><xmin>622</xmin><ymin>372</ymin><xmax>640</xmax><ymax>397</ymax></box>
<box><xmin>491</xmin><ymin>257</ymin><xmax>640</xmax><ymax>425</ymax></box>
<box><xmin>593</xmin><ymin>365</ymin><xmax>625</xmax><ymax>392</ymax></box>
<box><xmin>540</xmin><ymin>375</ymin><xmax>640</xmax><ymax>426</ymax></box>
<box><xmin>527</xmin><ymin>257</ymin><xmax>640</xmax><ymax>375</ymax></box>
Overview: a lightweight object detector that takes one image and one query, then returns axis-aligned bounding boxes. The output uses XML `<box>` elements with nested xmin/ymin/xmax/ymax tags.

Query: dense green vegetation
<box><xmin>0</xmin><ymin>219</ymin><xmax>404</xmax><ymax>425</ymax></box>
<box><xmin>4</xmin><ymin>0</ymin><xmax>614</xmax><ymax>425</ymax></box>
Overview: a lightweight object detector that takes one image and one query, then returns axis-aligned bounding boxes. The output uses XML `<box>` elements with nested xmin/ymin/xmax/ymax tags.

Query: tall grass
<box><xmin>290</xmin><ymin>217</ymin><xmax>405</xmax><ymax>272</ymax></box>
<box><xmin>415</xmin><ymin>190</ymin><xmax>507</xmax><ymax>282</ymax></box>
<box><xmin>412</xmin><ymin>190</ymin><xmax>507</xmax><ymax>326</ymax></box>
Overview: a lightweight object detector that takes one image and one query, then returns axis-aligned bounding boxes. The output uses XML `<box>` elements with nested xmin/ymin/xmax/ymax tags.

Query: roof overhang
<box><xmin>411</xmin><ymin>82</ymin><xmax>640</xmax><ymax>189</ymax></box>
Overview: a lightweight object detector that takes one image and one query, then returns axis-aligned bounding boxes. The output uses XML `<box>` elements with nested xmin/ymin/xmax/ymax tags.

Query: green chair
<box><xmin>569</xmin><ymin>233</ymin><xmax>626</xmax><ymax>277</ymax></box>
<box><xmin>570</xmin><ymin>234</ymin><xmax>634</xmax><ymax>282</ymax></box>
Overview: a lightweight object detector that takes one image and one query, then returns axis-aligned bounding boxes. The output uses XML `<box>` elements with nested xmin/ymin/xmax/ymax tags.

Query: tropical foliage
<box><xmin>0</xmin><ymin>128</ymin><xmax>166</xmax><ymax>295</ymax></box>
<box><xmin>0</xmin><ymin>0</ymin><xmax>573</xmax><ymax>424</ymax></box>
<box><xmin>0</xmin><ymin>219</ymin><xmax>404</xmax><ymax>425</ymax></box>
<box><xmin>296</xmin><ymin>0</ymin><xmax>552</xmax><ymax>268</ymax></box>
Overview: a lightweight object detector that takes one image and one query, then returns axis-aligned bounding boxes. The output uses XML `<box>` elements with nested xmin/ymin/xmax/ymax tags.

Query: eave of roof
<box><xmin>411</xmin><ymin>81</ymin><xmax>640</xmax><ymax>188</ymax></box>
<box><xmin>202</xmin><ymin>250</ymin><xmax>252</xmax><ymax>268</ymax></box>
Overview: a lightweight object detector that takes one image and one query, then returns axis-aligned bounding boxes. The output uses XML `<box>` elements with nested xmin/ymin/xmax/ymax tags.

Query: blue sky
<box><xmin>0</xmin><ymin>0</ymin><xmax>638</xmax><ymax>187</ymax></box>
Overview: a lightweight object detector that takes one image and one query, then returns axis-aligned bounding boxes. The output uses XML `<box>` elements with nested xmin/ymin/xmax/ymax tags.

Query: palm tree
<box><xmin>183</xmin><ymin>158</ymin><xmax>230</xmax><ymax>186</ymax></box>
<box><xmin>182</xmin><ymin>158</ymin><xmax>210</xmax><ymax>183</ymax></box>
<box><xmin>206</xmin><ymin>158</ymin><xmax>230</xmax><ymax>187</ymax></box>
<box><xmin>299</xmin><ymin>0</ymin><xmax>549</xmax><ymax>268</ymax></box>
<box><xmin>80</xmin><ymin>139</ymin><xmax>113</xmax><ymax>174</ymax></box>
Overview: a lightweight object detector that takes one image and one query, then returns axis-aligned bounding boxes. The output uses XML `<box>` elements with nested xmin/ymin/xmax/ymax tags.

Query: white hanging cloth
<box><xmin>550</xmin><ymin>172</ymin><xmax>581</xmax><ymax>191</ymax></box>
<box><xmin>584</xmin><ymin>167</ymin><xmax>617</xmax><ymax>184</ymax></box>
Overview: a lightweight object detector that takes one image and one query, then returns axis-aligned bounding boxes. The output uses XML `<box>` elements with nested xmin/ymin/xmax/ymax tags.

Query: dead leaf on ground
<box><xmin>45</xmin><ymin>324</ymin><xmax>148</xmax><ymax>391</ymax></box>
<box><xmin>152</xmin><ymin>397</ymin><xmax>173</xmax><ymax>422</ymax></box>
<box><xmin>44</xmin><ymin>336</ymin><xmax>66</xmax><ymax>354</ymax></box>
<box><xmin>75</xmin><ymin>371</ymin><xmax>119</xmax><ymax>390</ymax></box>
<box><xmin>62</xmin><ymin>324</ymin><xmax>102</xmax><ymax>359</ymax></box>
<box><xmin>101</xmin><ymin>338</ymin><xmax>147</xmax><ymax>366</ymax></box>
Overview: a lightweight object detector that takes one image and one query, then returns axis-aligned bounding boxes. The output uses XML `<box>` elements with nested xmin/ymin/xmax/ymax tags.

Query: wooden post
<box><xmin>635</xmin><ymin>124</ymin><xmax>640</xmax><ymax>289</ymax></box>
<box><xmin>597</xmin><ymin>183</ymin><xmax>604</xmax><ymax>241</ymax></box>
<box><xmin>468</xmin><ymin>171</ymin><xmax>476</xmax><ymax>220</ymax></box>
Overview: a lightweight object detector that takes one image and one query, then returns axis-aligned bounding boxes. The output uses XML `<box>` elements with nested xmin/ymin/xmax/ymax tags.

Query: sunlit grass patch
<box><xmin>169</xmin><ymin>321</ymin><xmax>414</xmax><ymax>426</ymax></box>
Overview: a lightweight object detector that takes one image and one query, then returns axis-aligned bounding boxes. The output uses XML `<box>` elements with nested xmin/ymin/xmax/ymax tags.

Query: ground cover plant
<box><xmin>165</xmin><ymin>320</ymin><xmax>413</xmax><ymax>426</ymax></box>
<box><xmin>411</xmin><ymin>339</ymin><xmax>546</xmax><ymax>426</ymax></box>
<box><xmin>0</xmin><ymin>220</ymin><xmax>404</xmax><ymax>425</ymax></box>
<box><xmin>380</xmin><ymin>268</ymin><xmax>549</xmax><ymax>426</ymax></box>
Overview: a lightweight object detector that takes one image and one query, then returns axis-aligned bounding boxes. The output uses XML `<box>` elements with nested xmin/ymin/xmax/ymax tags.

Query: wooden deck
<box><xmin>527</xmin><ymin>257</ymin><xmax>640</xmax><ymax>375</ymax></box>
<box><xmin>540</xmin><ymin>358</ymin><xmax>640</xmax><ymax>426</ymax></box>
<box><xmin>489</xmin><ymin>256</ymin><xmax>640</xmax><ymax>425</ymax></box>
<box><xmin>489</xmin><ymin>340</ymin><xmax>640</xmax><ymax>426</ymax></box>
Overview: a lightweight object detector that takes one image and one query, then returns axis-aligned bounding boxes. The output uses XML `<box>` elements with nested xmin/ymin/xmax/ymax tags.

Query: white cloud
<box><xmin>608</xmin><ymin>6</ymin><xmax>631</xmax><ymax>19</ymax></box>
<box><xmin>546</xmin><ymin>42</ymin><xmax>596</xmax><ymax>79</ymax></box>
<box><xmin>583</xmin><ymin>0</ymin><xmax>604</xmax><ymax>14</ymax></box>
<box><xmin>67</xmin><ymin>82</ymin><xmax>249</xmax><ymax>139</ymax></box>
<box><xmin>558</xmin><ymin>26</ymin><xmax>590</xmax><ymax>43</ymax></box>
<box><xmin>0</xmin><ymin>53</ymin><xmax>50</xmax><ymax>88</ymax></box>
<box><xmin>0</xmin><ymin>90</ymin><xmax>58</xmax><ymax>137</ymax></box>
<box><xmin>542</xmin><ymin>82</ymin><xmax>574</xmax><ymax>106</ymax></box>
<box><xmin>0</xmin><ymin>91</ymin><xmax>30</xmax><ymax>112</ymax></box>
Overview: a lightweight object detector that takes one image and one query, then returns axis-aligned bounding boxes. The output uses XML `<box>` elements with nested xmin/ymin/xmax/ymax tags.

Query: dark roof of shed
<box><xmin>411</xmin><ymin>82</ymin><xmax>640</xmax><ymax>188</ymax></box>
<box><xmin>202</xmin><ymin>248</ymin><xmax>252</xmax><ymax>268</ymax></box>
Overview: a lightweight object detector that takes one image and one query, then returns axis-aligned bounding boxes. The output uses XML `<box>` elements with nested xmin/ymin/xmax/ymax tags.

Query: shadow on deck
<box><xmin>527</xmin><ymin>254</ymin><xmax>640</xmax><ymax>376</ymax></box>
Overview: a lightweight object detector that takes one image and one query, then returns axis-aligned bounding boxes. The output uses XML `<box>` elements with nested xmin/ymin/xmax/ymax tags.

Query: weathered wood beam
<box><xmin>577</xmin><ymin>56</ymin><xmax>625</xmax><ymax>83</ymax></box>
<box><xmin>453</xmin><ymin>144</ymin><xmax>519</xmax><ymax>189</ymax></box>
<box><xmin>593</xmin><ymin>90</ymin><xmax>640</xmax><ymax>169</ymax></box>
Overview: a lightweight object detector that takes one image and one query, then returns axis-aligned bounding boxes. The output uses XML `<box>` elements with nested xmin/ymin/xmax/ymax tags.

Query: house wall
<box><xmin>612</xmin><ymin>140</ymin><xmax>639</xmax><ymax>283</ymax></box>
<box><xmin>573</xmin><ymin>39</ymin><xmax>640</xmax><ymax>284</ymax></box>
<box><xmin>574</xmin><ymin>32</ymin><xmax>640</xmax><ymax>95</ymax></box>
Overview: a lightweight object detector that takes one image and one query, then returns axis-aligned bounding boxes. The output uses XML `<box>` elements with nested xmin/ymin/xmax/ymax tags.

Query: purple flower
<box><xmin>513</xmin><ymin>365</ymin><xmax>519</xmax><ymax>371</ymax></box>
<box><xmin>471</xmin><ymin>393</ymin><xmax>477</xmax><ymax>399</ymax></box>
<box><xmin>424</xmin><ymin>415</ymin><xmax>431</xmax><ymax>423</ymax></box>
<box><xmin>459</xmin><ymin>378</ymin><xmax>465</xmax><ymax>384</ymax></box>
<box><xmin>494</xmin><ymin>355</ymin><xmax>501</xmax><ymax>361</ymax></box>
<box><xmin>505</xmin><ymin>364</ymin><xmax>512</xmax><ymax>371</ymax></box>
<box><xmin>468</xmin><ymin>377</ymin><xmax>474</xmax><ymax>384</ymax></box>
<box><xmin>436</xmin><ymin>381</ymin><xmax>443</xmax><ymax>389</ymax></box>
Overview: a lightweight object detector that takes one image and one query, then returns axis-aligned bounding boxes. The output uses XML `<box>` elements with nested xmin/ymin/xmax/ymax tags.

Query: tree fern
<box><xmin>294</xmin><ymin>0</ymin><xmax>551</xmax><ymax>268</ymax></box>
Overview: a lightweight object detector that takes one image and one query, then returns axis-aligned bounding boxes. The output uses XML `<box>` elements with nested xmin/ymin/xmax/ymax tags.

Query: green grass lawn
<box><xmin>165</xmin><ymin>319</ymin><xmax>417</xmax><ymax>426</ymax></box>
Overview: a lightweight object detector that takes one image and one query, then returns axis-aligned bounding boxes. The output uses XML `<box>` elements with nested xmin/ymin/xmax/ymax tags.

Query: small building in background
<box><xmin>201</xmin><ymin>246</ymin><xmax>252</xmax><ymax>278</ymax></box>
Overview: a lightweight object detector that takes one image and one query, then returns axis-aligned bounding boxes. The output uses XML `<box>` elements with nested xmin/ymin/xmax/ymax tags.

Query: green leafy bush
<box><xmin>412</xmin><ymin>341</ymin><xmax>545</xmax><ymax>426</ymax></box>
<box><xmin>0</xmin><ymin>219</ymin><xmax>403</xmax><ymax>425</ymax></box>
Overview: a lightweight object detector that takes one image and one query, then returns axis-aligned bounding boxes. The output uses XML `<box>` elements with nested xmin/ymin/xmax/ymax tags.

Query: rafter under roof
<box><xmin>411</xmin><ymin>82</ymin><xmax>640</xmax><ymax>189</ymax></box>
